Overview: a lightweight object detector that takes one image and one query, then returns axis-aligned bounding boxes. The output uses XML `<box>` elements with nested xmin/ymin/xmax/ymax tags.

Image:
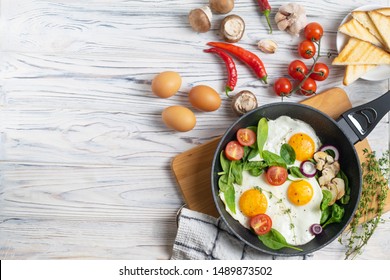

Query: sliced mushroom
<box><xmin>332</xmin><ymin>177</ymin><xmax>345</xmax><ymax>200</ymax></box>
<box><xmin>318</xmin><ymin>161</ymin><xmax>340</xmax><ymax>186</ymax></box>
<box><xmin>314</xmin><ymin>151</ymin><xmax>334</xmax><ymax>170</ymax></box>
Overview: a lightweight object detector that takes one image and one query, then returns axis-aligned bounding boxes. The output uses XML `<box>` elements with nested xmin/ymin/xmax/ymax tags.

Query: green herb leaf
<box><xmin>323</xmin><ymin>203</ymin><xmax>345</xmax><ymax>228</ymax></box>
<box><xmin>258</xmin><ymin>228</ymin><xmax>303</xmax><ymax>251</ymax></box>
<box><xmin>262</xmin><ymin>150</ymin><xmax>287</xmax><ymax>169</ymax></box>
<box><xmin>280</xmin><ymin>143</ymin><xmax>296</xmax><ymax>165</ymax></box>
<box><xmin>320</xmin><ymin>206</ymin><xmax>331</xmax><ymax>224</ymax></box>
<box><xmin>231</xmin><ymin>160</ymin><xmax>243</xmax><ymax>185</ymax></box>
<box><xmin>288</xmin><ymin>166</ymin><xmax>305</xmax><ymax>178</ymax></box>
<box><xmin>220</xmin><ymin>150</ymin><xmax>230</xmax><ymax>173</ymax></box>
<box><xmin>247</xmin><ymin>146</ymin><xmax>259</xmax><ymax>160</ymax></box>
<box><xmin>257</xmin><ymin>118</ymin><xmax>268</xmax><ymax>154</ymax></box>
<box><xmin>218</xmin><ymin>174</ymin><xmax>229</xmax><ymax>192</ymax></box>
<box><xmin>320</xmin><ymin>189</ymin><xmax>332</xmax><ymax>211</ymax></box>
<box><xmin>244</xmin><ymin>161</ymin><xmax>267</xmax><ymax>176</ymax></box>
<box><xmin>224</xmin><ymin>183</ymin><xmax>236</xmax><ymax>214</ymax></box>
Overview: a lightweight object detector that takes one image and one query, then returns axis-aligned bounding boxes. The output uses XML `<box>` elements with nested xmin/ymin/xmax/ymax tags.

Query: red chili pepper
<box><xmin>257</xmin><ymin>0</ymin><xmax>272</xmax><ymax>34</ymax></box>
<box><xmin>207</xmin><ymin>42</ymin><xmax>268</xmax><ymax>84</ymax></box>
<box><xmin>204</xmin><ymin>48</ymin><xmax>237</xmax><ymax>96</ymax></box>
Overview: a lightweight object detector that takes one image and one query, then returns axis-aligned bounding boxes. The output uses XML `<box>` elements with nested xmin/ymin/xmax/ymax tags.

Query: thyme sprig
<box><xmin>339</xmin><ymin>149</ymin><xmax>390</xmax><ymax>259</ymax></box>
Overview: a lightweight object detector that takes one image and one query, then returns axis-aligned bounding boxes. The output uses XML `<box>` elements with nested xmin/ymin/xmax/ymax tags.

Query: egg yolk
<box><xmin>287</xmin><ymin>180</ymin><xmax>314</xmax><ymax>206</ymax></box>
<box><xmin>239</xmin><ymin>189</ymin><xmax>268</xmax><ymax>217</ymax></box>
<box><xmin>288</xmin><ymin>133</ymin><xmax>315</xmax><ymax>161</ymax></box>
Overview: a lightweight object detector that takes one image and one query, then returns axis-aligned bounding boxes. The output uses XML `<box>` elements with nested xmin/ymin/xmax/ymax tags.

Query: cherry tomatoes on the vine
<box><xmin>300</xmin><ymin>77</ymin><xmax>317</xmax><ymax>96</ymax></box>
<box><xmin>304</xmin><ymin>22</ymin><xmax>324</xmax><ymax>42</ymax></box>
<box><xmin>288</xmin><ymin>60</ymin><xmax>308</xmax><ymax>81</ymax></box>
<box><xmin>274</xmin><ymin>78</ymin><xmax>292</xmax><ymax>97</ymax></box>
<box><xmin>298</xmin><ymin>40</ymin><xmax>316</xmax><ymax>59</ymax></box>
<box><xmin>310</xmin><ymin>62</ymin><xmax>329</xmax><ymax>81</ymax></box>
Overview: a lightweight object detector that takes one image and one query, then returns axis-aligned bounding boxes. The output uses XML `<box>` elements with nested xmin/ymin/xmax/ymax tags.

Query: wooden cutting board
<box><xmin>171</xmin><ymin>87</ymin><xmax>390</xmax><ymax>219</ymax></box>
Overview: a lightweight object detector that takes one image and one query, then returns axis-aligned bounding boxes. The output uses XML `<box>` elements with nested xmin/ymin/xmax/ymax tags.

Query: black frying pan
<box><xmin>211</xmin><ymin>90</ymin><xmax>390</xmax><ymax>256</ymax></box>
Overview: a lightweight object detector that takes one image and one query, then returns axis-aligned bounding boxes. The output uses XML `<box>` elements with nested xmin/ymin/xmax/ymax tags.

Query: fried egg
<box><xmin>220</xmin><ymin>116</ymin><xmax>323</xmax><ymax>246</ymax></box>
<box><xmin>263</xmin><ymin>116</ymin><xmax>321</xmax><ymax>162</ymax></box>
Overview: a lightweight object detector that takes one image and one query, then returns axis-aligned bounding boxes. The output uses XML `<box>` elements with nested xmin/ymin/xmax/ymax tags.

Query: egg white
<box><xmin>220</xmin><ymin>116</ymin><xmax>324</xmax><ymax>246</ymax></box>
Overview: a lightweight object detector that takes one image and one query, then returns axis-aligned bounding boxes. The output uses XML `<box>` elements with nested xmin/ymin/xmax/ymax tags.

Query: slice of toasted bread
<box><xmin>351</xmin><ymin>11</ymin><xmax>385</xmax><ymax>46</ymax></box>
<box><xmin>374</xmin><ymin>7</ymin><xmax>390</xmax><ymax>16</ymax></box>
<box><xmin>369</xmin><ymin>10</ymin><xmax>390</xmax><ymax>50</ymax></box>
<box><xmin>332</xmin><ymin>37</ymin><xmax>390</xmax><ymax>65</ymax></box>
<box><xmin>343</xmin><ymin>65</ymin><xmax>377</xmax><ymax>85</ymax></box>
<box><xmin>338</xmin><ymin>18</ymin><xmax>383</xmax><ymax>47</ymax></box>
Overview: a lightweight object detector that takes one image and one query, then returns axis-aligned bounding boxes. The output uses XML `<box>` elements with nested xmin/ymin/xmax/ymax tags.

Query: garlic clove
<box><xmin>257</xmin><ymin>39</ymin><xmax>278</xmax><ymax>54</ymax></box>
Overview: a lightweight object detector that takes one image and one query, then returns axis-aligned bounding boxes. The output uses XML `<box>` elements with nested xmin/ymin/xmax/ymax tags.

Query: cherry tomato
<box><xmin>236</xmin><ymin>128</ymin><xmax>256</xmax><ymax>147</ymax></box>
<box><xmin>298</xmin><ymin>40</ymin><xmax>316</xmax><ymax>59</ymax></box>
<box><xmin>225</xmin><ymin>140</ymin><xmax>244</xmax><ymax>161</ymax></box>
<box><xmin>250</xmin><ymin>214</ymin><xmax>272</xmax><ymax>236</ymax></box>
<box><xmin>304</xmin><ymin>22</ymin><xmax>324</xmax><ymax>42</ymax></box>
<box><xmin>300</xmin><ymin>77</ymin><xmax>317</xmax><ymax>96</ymax></box>
<box><xmin>310</xmin><ymin>62</ymin><xmax>329</xmax><ymax>81</ymax></box>
<box><xmin>273</xmin><ymin>78</ymin><xmax>292</xmax><ymax>97</ymax></box>
<box><xmin>266</xmin><ymin>166</ymin><xmax>288</xmax><ymax>186</ymax></box>
<box><xmin>288</xmin><ymin>60</ymin><xmax>308</xmax><ymax>81</ymax></box>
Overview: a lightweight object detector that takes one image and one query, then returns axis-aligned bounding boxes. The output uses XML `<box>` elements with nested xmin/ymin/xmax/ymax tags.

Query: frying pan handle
<box><xmin>337</xmin><ymin>90</ymin><xmax>390</xmax><ymax>145</ymax></box>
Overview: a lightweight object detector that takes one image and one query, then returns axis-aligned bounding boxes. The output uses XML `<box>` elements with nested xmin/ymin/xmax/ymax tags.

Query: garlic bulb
<box><xmin>258</xmin><ymin>39</ymin><xmax>278</xmax><ymax>53</ymax></box>
<box><xmin>275</xmin><ymin>3</ymin><xmax>307</xmax><ymax>36</ymax></box>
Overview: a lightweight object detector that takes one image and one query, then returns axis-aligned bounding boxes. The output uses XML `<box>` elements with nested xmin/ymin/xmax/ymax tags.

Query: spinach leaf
<box><xmin>258</xmin><ymin>228</ymin><xmax>303</xmax><ymax>251</ymax></box>
<box><xmin>257</xmin><ymin>118</ymin><xmax>268</xmax><ymax>154</ymax></box>
<box><xmin>320</xmin><ymin>206</ymin><xmax>331</xmax><ymax>224</ymax></box>
<box><xmin>322</xmin><ymin>203</ymin><xmax>345</xmax><ymax>228</ymax></box>
<box><xmin>218</xmin><ymin>174</ymin><xmax>229</xmax><ymax>192</ymax></box>
<box><xmin>337</xmin><ymin>169</ymin><xmax>350</xmax><ymax>204</ymax></box>
<box><xmin>262</xmin><ymin>150</ymin><xmax>287</xmax><ymax>169</ymax></box>
<box><xmin>247</xmin><ymin>146</ymin><xmax>259</xmax><ymax>160</ymax></box>
<box><xmin>244</xmin><ymin>161</ymin><xmax>267</xmax><ymax>177</ymax></box>
<box><xmin>231</xmin><ymin>160</ymin><xmax>243</xmax><ymax>185</ymax></box>
<box><xmin>280</xmin><ymin>143</ymin><xmax>296</xmax><ymax>165</ymax></box>
<box><xmin>220</xmin><ymin>150</ymin><xmax>230</xmax><ymax>173</ymax></box>
<box><xmin>224</xmin><ymin>183</ymin><xmax>236</xmax><ymax>214</ymax></box>
<box><xmin>288</xmin><ymin>166</ymin><xmax>305</xmax><ymax>179</ymax></box>
<box><xmin>320</xmin><ymin>189</ymin><xmax>332</xmax><ymax>211</ymax></box>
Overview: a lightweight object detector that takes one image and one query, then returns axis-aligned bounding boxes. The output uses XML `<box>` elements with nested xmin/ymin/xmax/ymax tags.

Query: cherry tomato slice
<box><xmin>273</xmin><ymin>77</ymin><xmax>292</xmax><ymax>97</ymax></box>
<box><xmin>298</xmin><ymin>40</ymin><xmax>316</xmax><ymax>59</ymax></box>
<box><xmin>225</xmin><ymin>140</ymin><xmax>244</xmax><ymax>161</ymax></box>
<box><xmin>288</xmin><ymin>60</ymin><xmax>308</xmax><ymax>81</ymax></box>
<box><xmin>299</xmin><ymin>77</ymin><xmax>317</xmax><ymax>96</ymax></box>
<box><xmin>236</xmin><ymin>128</ymin><xmax>256</xmax><ymax>146</ymax></box>
<box><xmin>304</xmin><ymin>22</ymin><xmax>324</xmax><ymax>42</ymax></box>
<box><xmin>309</xmin><ymin>62</ymin><xmax>329</xmax><ymax>81</ymax></box>
<box><xmin>250</xmin><ymin>214</ymin><xmax>272</xmax><ymax>236</ymax></box>
<box><xmin>266</xmin><ymin>166</ymin><xmax>288</xmax><ymax>186</ymax></box>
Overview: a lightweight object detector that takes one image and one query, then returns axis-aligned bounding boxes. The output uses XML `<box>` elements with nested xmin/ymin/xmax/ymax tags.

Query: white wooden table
<box><xmin>0</xmin><ymin>0</ymin><xmax>389</xmax><ymax>260</ymax></box>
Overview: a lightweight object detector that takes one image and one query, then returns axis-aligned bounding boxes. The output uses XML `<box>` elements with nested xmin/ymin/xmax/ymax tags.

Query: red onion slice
<box><xmin>300</xmin><ymin>160</ymin><xmax>317</xmax><ymax>178</ymax></box>
<box><xmin>310</xmin><ymin>223</ymin><xmax>323</xmax><ymax>235</ymax></box>
<box><xmin>319</xmin><ymin>145</ymin><xmax>339</xmax><ymax>160</ymax></box>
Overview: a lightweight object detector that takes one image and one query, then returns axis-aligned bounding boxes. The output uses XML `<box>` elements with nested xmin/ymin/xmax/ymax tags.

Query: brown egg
<box><xmin>151</xmin><ymin>71</ymin><xmax>182</xmax><ymax>98</ymax></box>
<box><xmin>162</xmin><ymin>106</ymin><xmax>196</xmax><ymax>132</ymax></box>
<box><xmin>189</xmin><ymin>85</ymin><xmax>221</xmax><ymax>112</ymax></box>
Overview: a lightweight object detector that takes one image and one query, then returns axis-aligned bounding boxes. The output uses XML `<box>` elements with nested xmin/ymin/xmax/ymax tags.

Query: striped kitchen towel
<box><xmin>171</xmin><ymin>207</ymin><xmax>311</xmax><ymax>260</ymax></box>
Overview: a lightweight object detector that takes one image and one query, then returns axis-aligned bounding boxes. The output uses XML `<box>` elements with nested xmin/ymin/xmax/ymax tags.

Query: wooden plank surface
<box><xmin>0</xmin><ymin>0</ymin><xmax>389</xmax><ymax>260</ymax></box>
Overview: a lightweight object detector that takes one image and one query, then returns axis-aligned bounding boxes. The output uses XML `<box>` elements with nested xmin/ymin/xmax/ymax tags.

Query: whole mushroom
<box><xmin>188</xmin><ymin>6</ymin><xmax>213</xmax><ymax>33</ymax></box>
<box><xmin>220</xmin><ymin>14</ymin><xmax>245</xmax><ymax>43</ymax></box>
<box><xmin>209</xmin><ymin>0</ymin><xmax>234</xmax><ymax>14</ymax></box>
